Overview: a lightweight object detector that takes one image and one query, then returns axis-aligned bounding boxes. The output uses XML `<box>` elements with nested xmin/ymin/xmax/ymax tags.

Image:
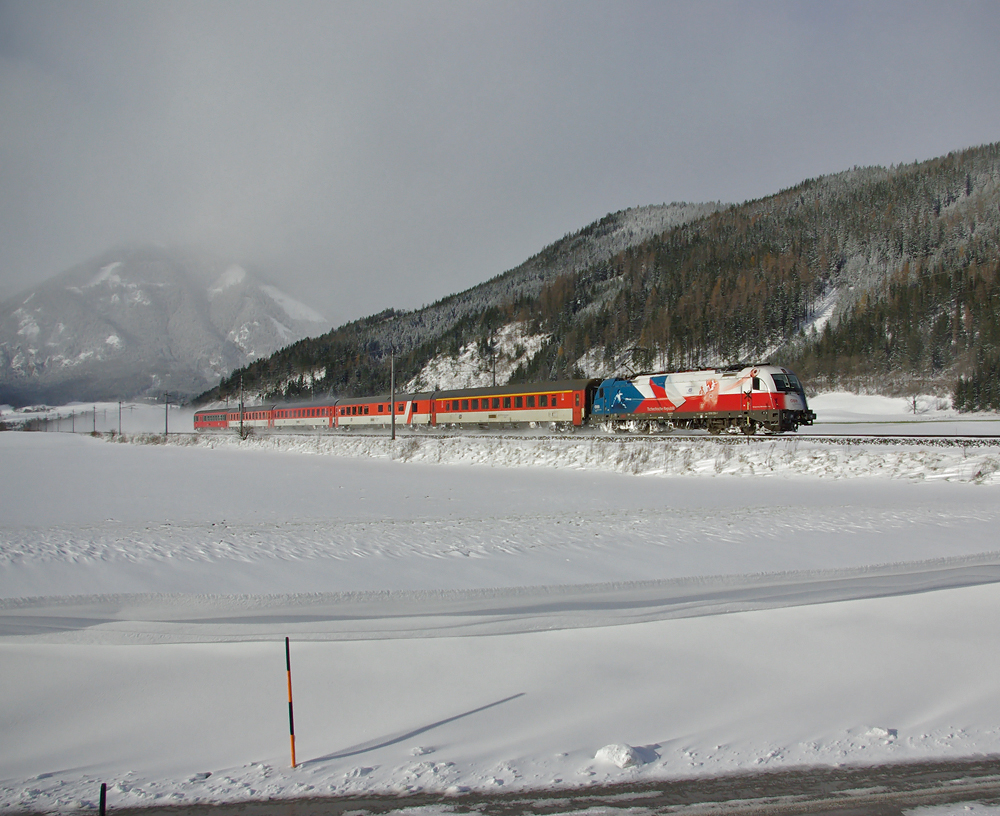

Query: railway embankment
<box><xmin>112</xmin><ymin>430</ymin><xmax>1000</xmax><ymax>484</ymax></box>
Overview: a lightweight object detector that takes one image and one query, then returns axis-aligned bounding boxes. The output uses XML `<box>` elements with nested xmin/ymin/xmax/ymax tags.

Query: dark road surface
<box><xmin>45</xmin><ymin>756</ymin><xmax>1000</xmax><ymax>816</ymax></box>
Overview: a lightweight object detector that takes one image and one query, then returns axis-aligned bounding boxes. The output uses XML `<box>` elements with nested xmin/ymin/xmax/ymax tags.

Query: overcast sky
<box><xmin>2</xmin><ymin>1</ymin><xmax>999</xmax><ymax>325</ymax></box>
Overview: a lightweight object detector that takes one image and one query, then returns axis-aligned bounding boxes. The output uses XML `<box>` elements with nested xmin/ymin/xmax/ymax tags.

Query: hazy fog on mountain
<box><xmin>0</xmin><ymin>245</ymin><xmax>329</xmax><ymax>406</ymax></box>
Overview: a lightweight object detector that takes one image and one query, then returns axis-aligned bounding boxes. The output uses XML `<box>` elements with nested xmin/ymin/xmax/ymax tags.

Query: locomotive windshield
<box><xmin>771</xmin><ymin>372</ymin><xmax>803</xmax><ymax>393</ymax></box>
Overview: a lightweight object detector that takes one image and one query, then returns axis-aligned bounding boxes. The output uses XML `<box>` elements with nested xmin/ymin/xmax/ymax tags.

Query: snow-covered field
<box><xmin>3</xmin><ymin>394</ymin><xmax>1000</xmax><ymax>814</ymax></box>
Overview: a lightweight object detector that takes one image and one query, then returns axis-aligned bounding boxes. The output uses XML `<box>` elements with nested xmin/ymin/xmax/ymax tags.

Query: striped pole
<box><xmin>285</xmin><ymin>637</ymin><xmax>297</xmax><ymax>768</ymax></box>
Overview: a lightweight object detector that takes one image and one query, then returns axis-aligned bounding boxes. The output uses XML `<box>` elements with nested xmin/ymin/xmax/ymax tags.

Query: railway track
<box><xmin>212</xmin><ymin>428</ymin><xmax>1000</xmax><ymax>448</ymax></box>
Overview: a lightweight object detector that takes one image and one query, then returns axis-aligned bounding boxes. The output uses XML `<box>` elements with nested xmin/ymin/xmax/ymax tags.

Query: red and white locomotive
<box><xmin>591</xmin><ymin>364</ymin><xmax>816</xmax><ymax>434</ymax></box>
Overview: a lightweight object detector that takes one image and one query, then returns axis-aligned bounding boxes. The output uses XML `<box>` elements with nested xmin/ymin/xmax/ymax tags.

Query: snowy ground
<box><xmin>2</xmin><ymin>394</ymin><xmax>1000</xmax><ymax>814</ymax></box>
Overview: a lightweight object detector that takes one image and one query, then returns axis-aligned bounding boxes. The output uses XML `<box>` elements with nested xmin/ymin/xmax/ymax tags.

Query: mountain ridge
<box><xmin>201</xmin><ymin>142</ymin><xmax>1000</xmax><ymax>410</ymax></box>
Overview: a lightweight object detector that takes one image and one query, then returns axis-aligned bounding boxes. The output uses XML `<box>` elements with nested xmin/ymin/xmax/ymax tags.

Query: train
<box><xmin>194</xmin><ymin>364</ymin><xmax>816</xmax><ymax>436</ymax></box>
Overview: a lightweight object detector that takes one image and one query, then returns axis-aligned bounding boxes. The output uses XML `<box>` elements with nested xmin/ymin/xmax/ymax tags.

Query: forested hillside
<box><xmin>198</xmin><ymin>143</ymin><xmax>1000</xmax><ymax>411</ymax></box>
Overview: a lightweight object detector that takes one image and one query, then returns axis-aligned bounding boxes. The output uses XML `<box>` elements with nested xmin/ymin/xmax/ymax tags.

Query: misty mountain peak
<box><xmin>0</xmin><ymin>245</ymin><xmax>329</xmax><ymax>405</ymax></box>
<box><xmin>208</xmin><ymin>265</ymin><xmax>248</xmax><ymax>298</ymax></box>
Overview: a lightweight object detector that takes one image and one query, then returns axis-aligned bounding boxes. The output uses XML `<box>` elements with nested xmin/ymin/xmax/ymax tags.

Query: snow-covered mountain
<box><xmin>208</xmin><ymin>202</ymin><xmax>724</xmax><ymax>403</ymax></box>
<box><xmin>0</xmin><ymin>245</ymin><xmax>329</xmax><ymax>405</ymax></box>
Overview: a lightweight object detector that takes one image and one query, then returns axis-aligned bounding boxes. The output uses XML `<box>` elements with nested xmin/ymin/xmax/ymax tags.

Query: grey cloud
<box><xmin>2</xmin><ymin>0</ymin><xmax>999</xmax><ymax>322</ymax></box>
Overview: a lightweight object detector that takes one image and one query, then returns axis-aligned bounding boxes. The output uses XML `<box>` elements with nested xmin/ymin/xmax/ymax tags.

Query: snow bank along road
<box><xmin>3</xmin><ymin>419</ymin><xmax>1000</xmax><ymax>813</ymax></box>
<box><xmin>77</xmin><ymin>757</ymin><xmax>1000</xmax><ymax>816</ymax></box>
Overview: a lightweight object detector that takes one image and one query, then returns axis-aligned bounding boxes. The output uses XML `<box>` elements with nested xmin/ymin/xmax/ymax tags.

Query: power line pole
<box><xmin>164</xmin><ymin>393</ymin><xmax>170</xmax><ymax>436</ymax></box>
<box><xmin>390</xmin><ymin>349</ymin><xmax>396</xmax><ymax>441</ymax></box>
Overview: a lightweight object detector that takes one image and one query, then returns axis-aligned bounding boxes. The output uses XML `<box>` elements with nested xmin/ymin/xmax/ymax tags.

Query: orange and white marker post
<box><xmin>285</xmin><ymin>637</ymin><xmax>297</xmax><ymax>768</ymax></box>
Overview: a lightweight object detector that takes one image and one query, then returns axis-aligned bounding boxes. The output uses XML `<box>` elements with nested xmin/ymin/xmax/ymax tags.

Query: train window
<box><xmin>527</xmin><ymin>395</ymin><xmax>535</xmax><ymax>408</ymax></box>
<box><xmin>378</xmin><ymin>404</ymin><xmax>383</xmax><ymax>413</ymax></box>
<box><xmin>503</xmin><ymin>397</ymin><xmax>511</xmax><ymax>409</ymax></box>
<box><xmin>492</xmin><ymin>397</ymin><xmax>500</xmax><ymax>409</ymax></box>
<box><xmin>398</xmin><ymin>403</ymin><xmax>405</xmax><ymax>412</ymax></box>
<box><xmin>575</xmin><ymin>394</ymin><xmax>580</xmax><ymax>407</ymax></box>
<box><xmin>772</xmin><ymin>373</ymin><xmax>800</xmax><ymax>392</ymax></box>
<box><xmin>471</xmin><ymin>398</ymin><xmax>479</xmax><ymax>410</ymax></box>
<box><xmin>364</xmin><ymin>406</ymin><xmax>369</xmax><ymax>415</ymax></box>
<box><xmin>515</xmin><ymin>396</ymin><xmax>523</xmax><ymax>408</ymax></box>
<box><xmin>461</xmin><ymin>399</ymin><xmax>469</xmax><ymax>411</ymax></box>
<box><xmin>540</xmin><ymin>395</ymin><xmax>548</xmax><ymax>407</ymax></box>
